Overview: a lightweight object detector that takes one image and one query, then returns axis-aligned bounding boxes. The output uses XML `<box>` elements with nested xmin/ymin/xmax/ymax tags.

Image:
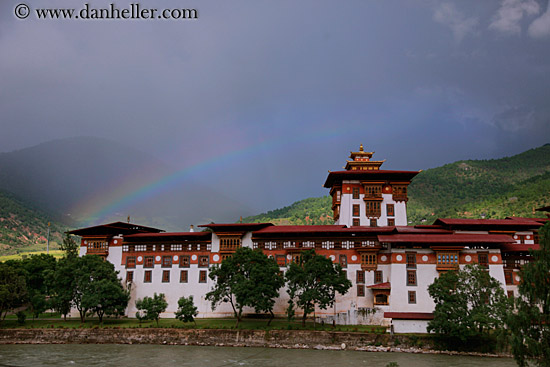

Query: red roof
<box><xmin>377</xmin><ymin>233</ymin><xmax>515</xmax><ymax>244</ymax></box>
<box><xmin>367</xmin><ymin>282</ymin><xmax>391</xmax><ymax>289</ymax></box>
<box><xmin>68</xmin><ymin>222</ymin><xmax>164</xmax><ymax>236</ymax></box>
<box><xmin>434</xmin><ymin>218</ymin><xmax>542</xmax><ymax>228</ymax></box>
<box><xmin>384</xmin><ymin>312</ymin><xmax>434</xmax><ymax>320</ymax></box>
<box><xmin>198</xmin><ymin>223</ymin><xmax>273</xmax><ymax>232</ymax></box>
<box><xmin>124</xmin><ymin>232</ymin><xmax>211</xmax><ymax>241</ymax></box>
<box><xmin>253</xmin><ymin>225</ymin><xmax>395</xmax><ymax>237</ymax></box>
<box><xmin>394</xmin><ymin>226</ymin><xmax>452</xmax><ymax>234</ymax></box>
<box><xmin>501</xmin><ymin>243</ymin><xmax>540</xmax><ymax>252</ymax></box>
<box><xmin>323</xmin><ymin>170</ymin><xmax>420</xmax><ymax>188</ymax></box>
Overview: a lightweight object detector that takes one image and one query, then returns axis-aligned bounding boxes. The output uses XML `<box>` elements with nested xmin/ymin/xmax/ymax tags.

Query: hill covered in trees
<box><xmin>244</xmin><ymin>144</ymin><xmax>550</xmax><ymax>225</ymax></box>
<box><xmin>0</xmin><ymin>190</ymin><xmax>66</xmax><ymax>256</ymax></box>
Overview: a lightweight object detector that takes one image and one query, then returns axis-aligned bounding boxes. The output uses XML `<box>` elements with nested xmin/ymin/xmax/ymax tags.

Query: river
<box><xmin>0</xmin><ymin>344</ymin><xmax>517</xmax><ymax>367</ymax></box>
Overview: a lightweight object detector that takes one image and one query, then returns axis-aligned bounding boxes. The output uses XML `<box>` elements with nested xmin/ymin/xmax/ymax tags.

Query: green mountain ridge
<box><xmin>0</xmin><ymin>190</ymin><xmax>66</xmax><ymax>256</ymax></box>
<box><xmin>244</xmin><ymin>144</ymin><xmax>550</xmax><ymax>225</ymax></box>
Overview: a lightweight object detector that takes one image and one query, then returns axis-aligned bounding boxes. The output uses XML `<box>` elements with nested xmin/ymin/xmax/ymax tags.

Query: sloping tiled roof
<box><xmin>323</xmin><ymin>170</ymin><xmax>420</xmax><ymax>188</ymax></box>
<box><xmin>68</xmin><ymin>222</ymin><xmax>164</xmax><ymax>236</ymax></box>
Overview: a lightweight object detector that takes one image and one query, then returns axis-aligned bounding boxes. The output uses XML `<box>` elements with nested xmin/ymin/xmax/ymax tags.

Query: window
<box><xmin>179</xmin><ymin>255</ymin><xmax>190</xmax><ymax>268</ymax></box>
<box><xmin>386</xmin><ymin>204</ymin><xmax>395</xmax><ymax>217</ymax></box>
<box><xmin>406</xmin><ymin>253</ymin><xmax>416</xmax><ymax>269</ymax></box>
<box><xmin>180</xmin><ymin>270</ymin><xmax>188</xmax><ymax>283</ymax></box>
<box><xmin>364</xmin><ymin>185</ymin><xmax>382</xmax><ymax>198</ymax></box>
<box><xmin>365</xmin><ymin>201</ymin><xmax>381</xmax><ymax>217</ymax></box>
<box><xmin>352</xmin><ymin>187</ymin><xmax>360</xmax><ymax>199</ymax></box>
<box><xmin>357</xmin><ymin>284</ymin><xmax>365</xmax><ymax>297</ymax></box>
<box><xmin>353</xmin><ymin>218</ymin><xmax>360</xmax><ymax>227</ymax></box>
<box><xmin>374</xmin><ymin>293</ymin><xmax>388</xmax><ymax>305</ymax></box>
<box><xmin>356</xmin><ymin>270</ymin><xmax>365</xmax><ymax>284</ymax></box>
<box><xmin>436</xmin><ymin>252</ymin><xmax>459</xmax><ymax>269</ymax></box>
<box><xmin>504</xmin><ymin>271</ymin><xmax>514</xmax><ymax>285</ymax></box>
<box><xmin>387</xmin><ymin>219</ymin><xmax>395</xmax><ymax>226</ymax></box>
<box><xmin>126</xmin><ymin>256</ymin><xmax>136</xmax><ymax>268</ymax></box>
<box><xmin>199</xmin><ymin>255</ymin><xmax>209</xmax><ymax>267</ymax></box>
<box><xmin>162</xmin><ymin>256</ymin><xmax>172</xmax><ymax>268</ymax></box>
<box><xmin>408</xmin><ymin>291</ymin><xmax>416</xmax><ymax>304</ymax></box>
<box><xmin>144</xmin><ymin>270</ymin><xmax>152</xmax><ymax>283</ymax></box>
<box><xmin>339</xmin><ymin>255</ymin><xmax>347</xmax><ymax>268</ymax></box>
<box><xmin>144</xmin><ymin>256</ymin><xmax>154</xmax><ymax>268</ymax></box>
<box><xmin>392</xmin><ymin>185</ymin><xmax>408</xmax><ymax>201</ymax></box>
<box><xmin>352</xmin><ymin>204</ymin><xmax>360</xmax><ymax>217</ymax></box>
<box><xmin>162</xmin><ymin>270</ymin><xmax>170</xmax><ymax>283</ymax></box>
<box><xmin>199</xmin><ymin>270</ymin><xmax>207</xmax><ymax>283</ymax></box>
<box><xmin>478</xmin><ymin>253</ymin><xmax>489</xmax><ymax>268</ymax></box>
<box><xmin>126</xmin><ymin>271</ymin><xmax>134</xmax><ymax>283</ymax></box>
<box><xmin>276</xmin><ymin>255</ymin><xmax>286</xmax><ymax>267</ymax></box>
<box><xmin>407</xmin><ymin>270</ymin><xmax>417</xmax><ymax>286</ymax></box>
<box><xmin>507</xmin><ymin>290</ymin><xmax>514</xmax><ymax>298</ymax></box>
<box><xmin>219</xmin><ymin>236</ymin><xmax>241</xmax><ymax>252</ymax></box>
<box><xmin>361</xmin><ymin>253</ymin><xmax>377</xmax><ymax>269</ymax></box>
<box><xmin>370</xmin><ymin>219</ymin><xmax>377</xmax><ymax>227</ymax></box>
<box><xmin>374</xmin><ymin>270</ymin><xmax>383</xmax><ymax>284</ymax></box>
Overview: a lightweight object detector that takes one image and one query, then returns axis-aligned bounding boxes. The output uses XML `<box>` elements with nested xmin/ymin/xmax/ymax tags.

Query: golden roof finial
<box><xmin>359</xmin><ymin>143</ymin><xmax>364</xmax><ymax>152</ymax></box>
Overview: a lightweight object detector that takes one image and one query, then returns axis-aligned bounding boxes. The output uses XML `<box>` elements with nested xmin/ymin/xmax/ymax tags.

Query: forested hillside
<box><xmin>0</xmin><ymin>190</ymin><xmax>66</xmax><ymax>256</ymax></box>
<box><xmin>244</xmin><ymin>144</ymin><xmax>550</xmax><ymax>225</ymax></box>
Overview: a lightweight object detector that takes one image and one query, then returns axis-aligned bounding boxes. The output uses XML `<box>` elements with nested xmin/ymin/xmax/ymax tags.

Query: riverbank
<box><xmin>0</xmin><ymin>328</ymin><xmax>511</xmax><ymax>359</ymax></box>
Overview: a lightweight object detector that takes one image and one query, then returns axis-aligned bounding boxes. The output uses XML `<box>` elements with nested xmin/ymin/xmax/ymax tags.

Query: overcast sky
<box><xmin>1</xmin><ymin>0</ymin><xmax>549</xmax><ymax>216</ymax></box>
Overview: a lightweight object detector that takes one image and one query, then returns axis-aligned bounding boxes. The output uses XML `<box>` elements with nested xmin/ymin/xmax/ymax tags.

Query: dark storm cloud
<box><xmin>1</xmin><ymin>0</ymin><xmax>549</xmax><ymax>217</ymax></box>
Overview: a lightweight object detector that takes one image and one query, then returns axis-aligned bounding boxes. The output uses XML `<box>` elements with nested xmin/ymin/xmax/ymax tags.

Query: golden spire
<box><xmin>359</xmin><ymin>143</ymin><xmax>364</xmax><ymax>152</ymax></box>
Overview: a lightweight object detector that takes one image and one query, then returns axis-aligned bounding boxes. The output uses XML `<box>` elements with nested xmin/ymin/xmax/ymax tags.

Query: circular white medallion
<box><xmin>213</xmin><ymin>254</ymin><xmax>220</xmax><ymax>262</ymax></box>
<box><xmin>113</xmin><ymin>240</ymin><xmax>118</xmax><ymax>244</ymax></box>
<box><xmin>396</xmin><ymin>255</ymin><xmax>402</xmax><ymax>261</ymax></box>
<box><xmin>491</xmin><ymin>255</ymin><xmax>498</xmax><ymax>262</ymax></box>
<box><xmin>329</xmin><ymin>255</ymin><xmax>335</xmax><ymax>261</ymax></box>
<box><xmin>515</xmin><ymin>275</ymin><xmax>521</xmax><ymax>282</ymax></box>
<box><xmin>380</xmin><ymin>255</ymin><xmax>387</xmax><ymax>262</ymax></box>
<box><xmin>155</xmin><ymin>256</ymin><xmax>161</xmax><ymax>261</ymax></box>
<box><xmin>526</xmin><ymin>235</ymin><xmax>531</xmax><ymax>240</ymax></box>
<box><xmin>173</xmin><ymin>255</ymin><xmax>178</xmax><ymax>261</ymax></box>
<box><xmin>465</xmin><ymin>255</ymin><xmax>472</xmax><ymax>262</ymax></box>
<box><xmin>287</xmin><ymin>254</ymin><xmax>292</xmax><ymax>260</ymax></box>
<box><xmin>514</xmin><ymin>235</ymin><xmax>518</xmax><ymax>239</ymax></box>
<box><xmin>351</xmin><ymin>255</ymin><xmax>357</xmax><ymax>261</ymax></box>
<box><xmin>422</xmin><ymin>255</ymin><xmax>428</xmax><ymax>262</ymax></box>
<box><xmin>84</xmin><ymin>240</ymin><xmax>87</xmax><ymax>245</ymax></box>
<box><xmin>137</xmin><ymin>256</ymin><xmax>143</xmax><ymax>262</ymax></box>
<box><xmin>191</xmin><ymin>254</ymin><xmax>198</xmax><ymax>261</ymax></box>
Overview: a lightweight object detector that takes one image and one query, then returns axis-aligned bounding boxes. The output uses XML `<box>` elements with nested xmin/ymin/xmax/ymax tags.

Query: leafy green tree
<box><xmin>175</xmin><ymin>295</ymin><xmax>198</xmax><ymax>324</ymax></box>
<box><xmin>206</xmin><ymin>247</ymin><xmax>284</xmax><ymax>326</ymax></box>
<box><xmin>22</xmin><ymin>254</ymin><xmax>56</xmax><ymax>319</ymax></box>
<box><xmin>285</xmin><ymin>249</ymin><xmax>351</xmax><ymax>327</ymax></box>
<box><xmin>60</xmin><ymin>232</ymin><xmax>79</xmax><ymax>258</ymax></box>
<box><xmin>72</xmin><ymin>255</ymin><xmax>128</xmax><ymax>323</ymax></box>
<box><xmin>46</xmin><ymin>256</ymin><xmax>77</xmax><ymax>320</ymax></box>
<box><xmin>135</xmin><ymin>293</ymin><xmax>168</xmax><ymax>326</ymax></box>
<box><xmin>427</xmin><ymin>264</ymin><xmax>509</xmax><ymax>342</ymax></box>
<box><xmin>507</xmin><ymin>223</ymin><xmax>550</xmax><ymax>367</ymax></box>
<box><xmin>0</xmin><ymin>262</ymin><xmax>27</xmax><ymax>322</ymax></box>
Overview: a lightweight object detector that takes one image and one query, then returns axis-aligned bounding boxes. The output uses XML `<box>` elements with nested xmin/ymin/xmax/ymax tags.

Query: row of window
<box><xmin>126</xmin><ymin>255</ymin><xmax>209</xmax><ymax>269</ymax></box>
<box><xmin>126</xmin><ymin>270</ymin><xmax>208</xmax><ymax>283</ymax></box>
<box><xmin>356</xmin><ymin>288</ymin><xmax>416</xmax><ymax>305</ymax></box>
<box><xmin>352</xmin><ymin>203</ymin><xmax>394</xmax><ymax>217</ymax></box>
<box><xmin>123</xmin><ymin>243</ymin><xmax>211</xmax><ymax>252</ymax></box>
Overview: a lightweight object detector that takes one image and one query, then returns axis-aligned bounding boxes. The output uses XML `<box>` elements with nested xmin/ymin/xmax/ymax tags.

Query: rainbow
<box><xmin>71</xmin><ymin>128</ymin><xmax>347</xmax><ymax>225</ymax></box>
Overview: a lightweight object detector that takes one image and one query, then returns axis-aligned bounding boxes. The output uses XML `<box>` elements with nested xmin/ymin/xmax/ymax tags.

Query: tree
<box><xmin>46</xmin><ymin>256</ymin><xmax>77</xmax><ymax>320</ymax></box>
<box><xmin>175</xmin><ymin>296</ymin><xmax>198</xmax><ymax>324</ymax></box>
<box><xmin>206</xmin><ymin>247</ymin><xmax>284</xmax><ymax>327</ymax></box>
<box><xmin>285</xmin><ymin>249</ymin><xmax>352</xmax><ymax>327</ymax></box>
<box><xmin>22</xmin><ymin>254</ymin><xmax>56</xmax><ymax>319</ymax></box>
<box><xmin>135</xmin><ymin>293</ymin><xmax>168</xmax><ymax>326</ymax></box>
<box><xmin>72</xmin><ymin>255</ymin><xmax>128</xmax><ymax>323</ymax></box>
<box><xmin>507</xmin><ymin>223</ymin><xmax>550</xmax><ymax>367</ymax></box>
<box><xmin>60</xmin><ymin>232</ymin><xmax>79</xmax><ymax>258</ymax></box>
<box><xmin>0</xmin><ymin>262</ymin><xmax>27</xmax><ymax>322</ymax></box>
<box><xmin>427</xmin><ymin>264</ymin><xmax>509</xmax><ymax>342</ymax></box>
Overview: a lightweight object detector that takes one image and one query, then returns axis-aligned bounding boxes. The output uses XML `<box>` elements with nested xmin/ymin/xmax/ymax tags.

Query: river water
<box><xmin>0</xmin><ymin>344</ymin><xmax>517</xmax><ymax>367</ymax></box>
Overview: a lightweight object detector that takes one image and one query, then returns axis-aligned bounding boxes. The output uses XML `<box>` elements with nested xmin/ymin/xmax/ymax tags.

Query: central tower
<box><xmin>323</xmin><ymin>145</ymin><xmax>420</xmax><ymax>227</ymax></box>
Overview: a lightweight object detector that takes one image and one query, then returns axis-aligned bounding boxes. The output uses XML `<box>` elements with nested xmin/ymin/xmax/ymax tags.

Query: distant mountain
<box><xmin>0</xmin><ymin>189</ymin><xmax>66</xmax><ymax>255</ymax></box>
<box><xmin>0</xmin><ymin>137</ymin><xmax>252</xmax><ymax>231</ymax></box>
<box><xmin>244</xmin><ymin>144</ymin><xmax>550</xmax><ymax>225</ymax></box>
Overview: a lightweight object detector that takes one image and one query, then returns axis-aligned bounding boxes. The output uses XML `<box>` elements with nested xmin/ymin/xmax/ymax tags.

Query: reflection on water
<box><xmin>0</xmin><ymin>344</ymin><xmax>516</xmax><ymax>367</ymax></box>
